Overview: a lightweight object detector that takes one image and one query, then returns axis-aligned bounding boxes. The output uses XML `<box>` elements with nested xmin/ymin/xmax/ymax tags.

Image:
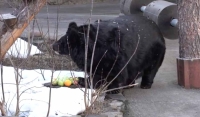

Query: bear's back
<box><xmin>92</xmin><ymin>15</ymin><xmax>165</xmax><ymax>71</ymax></box>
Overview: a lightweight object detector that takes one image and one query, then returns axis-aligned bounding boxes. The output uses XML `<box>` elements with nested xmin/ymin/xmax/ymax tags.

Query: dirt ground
<box><xmin>2</xmin><ymin>53</ymin><xmax>79</xmax><ymax>70</ymax></box>
<box><xmin>2</xmin><ymin>39</ymin><xmax>81</xmax><ymax>71</ymax></box>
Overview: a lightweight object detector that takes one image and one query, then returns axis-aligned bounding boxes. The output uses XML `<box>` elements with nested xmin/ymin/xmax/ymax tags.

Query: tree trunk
<box><xmin>177</xmin><ymin>0</ymin><xmax>200</xmax><ymax>88</ymax></box>
<box><xmin>177</xmin><ymin>0</ymin><xmax>200</xmax><ymax>59</ymax></box>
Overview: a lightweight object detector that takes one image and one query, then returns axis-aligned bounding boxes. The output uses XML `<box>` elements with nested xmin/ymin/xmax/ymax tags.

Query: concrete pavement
<box><xmin>123</xmin><ymin>39</ymin><xmax>200</xmax><ymax>117</ymax></box>
<box><xmin>0</xmin><ymin>2</ymin><xmax>120</xmax><ymax>38</ymax></box>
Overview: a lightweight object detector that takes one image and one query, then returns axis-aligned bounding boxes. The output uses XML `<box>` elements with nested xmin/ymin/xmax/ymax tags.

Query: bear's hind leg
<box><xmin>140</xmin><ymin>66</ymin><xmax>158</xmax><ymax>89</ymax></box>
<box><xmin>140</xmin><ymin>53</ymin><xmax>165</xmax><ymax>89</ymax></box>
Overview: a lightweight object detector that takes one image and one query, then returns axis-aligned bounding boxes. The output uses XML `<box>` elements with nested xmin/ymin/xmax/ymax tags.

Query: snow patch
<box><xmin>5</xmin><ymin>38</ymin><xmax>42</xmax><ymax>58</ymax></box>
<box><xmin>0</xmin><ymin>66</ymin><xmax>93</xmax><ymax>116</ymax></box>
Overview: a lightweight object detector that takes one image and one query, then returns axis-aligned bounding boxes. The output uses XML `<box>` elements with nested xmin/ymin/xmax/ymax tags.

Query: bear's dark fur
<box><xmin>52</xmin><ymin>15</ymin><xmax>166</xmax><ymax>93</ymax></box>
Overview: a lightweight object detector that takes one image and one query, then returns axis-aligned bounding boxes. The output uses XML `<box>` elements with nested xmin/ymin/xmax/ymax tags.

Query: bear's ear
<box><xmin>95</xmin><ymin>19</ymin><xmax>102</xmax><ymax>23</ymax></box>
<box><xmin>110</xmin><ymin>27</ymin><xmax>119</xmax><ymax>36</ymax></box>
<box><xmin>82</xmin><ymin>24</ymin><xmax>95</xmax><ymax>34</ymax></box>
<box><xmin>78</xmin><ymin>24</ymin><xmax>95</xmax><ymax>36</ymax></box>
<box><xmin>68</xmin><ymin>22</ymin><xmax>78</xmax><ymax>32</ymax></box>
<box><xmin>90</xmin><ymin>24</ymin><xmax>95</xmax><ymax>31</ymax></box>
<box><xmin>66</xmin><ymin>22</ymin><xmax>80</xmax><ymax>46</ymax></box>
<box><xmin>82</xmin><ymin>24</ymin><xmax>96</xmax><ymax>40</ymax></box>
<box><xmin>108</xmin><ymin>27</ymin><xmax>119</xmax><ymax>42</ymax></box>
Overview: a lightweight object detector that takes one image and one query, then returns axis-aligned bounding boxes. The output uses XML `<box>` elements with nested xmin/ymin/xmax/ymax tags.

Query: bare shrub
<box><xmin>0</xmin><ymin>0</ymin><xmax>138</xmax><ymax>116</ymax></box>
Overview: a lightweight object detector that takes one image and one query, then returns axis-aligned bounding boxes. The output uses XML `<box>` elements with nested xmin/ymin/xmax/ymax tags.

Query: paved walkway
<box><xmin>124</xmin><ymin>39</ymin><xmax>200</xmax><ymax>117</ymax></box>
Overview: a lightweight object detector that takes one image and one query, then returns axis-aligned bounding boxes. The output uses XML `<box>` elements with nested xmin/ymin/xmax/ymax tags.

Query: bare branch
<box><xmin>0</xmin><ymin>0</ymin><xmax>47</xmax><ymax>60</ymax></box>
<box><xmin>102</xmin><ymin>34</ymin><xmax>141</xmax><ymax>92</ymax></box>
<box><xmin>0</xmin><ymin>101</ymin><xmax>6</xmax><ymax>116</ymax></box>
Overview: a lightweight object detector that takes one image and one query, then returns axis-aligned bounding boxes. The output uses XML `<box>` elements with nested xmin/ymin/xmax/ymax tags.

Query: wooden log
<box><xmin>0</xmin><ymin>0</ymin><xmax>47</xmax><ymax>60</ymax></box>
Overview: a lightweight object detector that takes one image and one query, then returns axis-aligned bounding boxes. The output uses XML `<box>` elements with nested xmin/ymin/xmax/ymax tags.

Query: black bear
<box><xmin>52</xmin><ymin>15</ymin><xmax>166</xmax><ymax>93</ymax></box>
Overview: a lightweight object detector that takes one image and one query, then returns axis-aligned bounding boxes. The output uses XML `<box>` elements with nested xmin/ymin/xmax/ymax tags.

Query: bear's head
<box><xmin>52</xmin><ymin>22</ymin><xmax>96</xmax><ymax>55</ymax></box>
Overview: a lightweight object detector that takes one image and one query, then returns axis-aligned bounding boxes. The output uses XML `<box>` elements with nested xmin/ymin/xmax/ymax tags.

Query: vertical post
<box><xmin>177</xmin><ymin>0</ymin><xmax>200</xmax><ymax>88</ymax></box>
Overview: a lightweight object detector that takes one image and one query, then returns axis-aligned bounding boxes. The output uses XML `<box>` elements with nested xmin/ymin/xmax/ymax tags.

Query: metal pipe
<box><xmin>140</xmin><ymin>6</ymin><xmax>146</xmax><ymax>12</ymax></box>
<box><xmin>170</xmin><ymin>18</ymin><xmax>178</xmax><ymax>27</ymax></box>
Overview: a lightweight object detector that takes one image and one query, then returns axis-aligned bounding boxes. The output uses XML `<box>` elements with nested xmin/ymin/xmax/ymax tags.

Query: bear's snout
<box><xmin>52</xmin><ymin>43</ymin><xmax>59</xmax><ymax>54</ymax></box>
<box><xmin>52</xmin><ymin>43</ymin><xmax>59</xmax><ymax>52</ymax></box>
<box><xmin>52</xmin><ymin>43</ymin><xmax>60</xmax><ymax>55</ymax></box>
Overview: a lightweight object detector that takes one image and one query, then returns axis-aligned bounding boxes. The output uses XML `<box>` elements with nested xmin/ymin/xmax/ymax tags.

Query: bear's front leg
<box><xmin>78</xmin><ymin>74</ymin><xmax>106</xmax><ymax>89</ymax></box>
